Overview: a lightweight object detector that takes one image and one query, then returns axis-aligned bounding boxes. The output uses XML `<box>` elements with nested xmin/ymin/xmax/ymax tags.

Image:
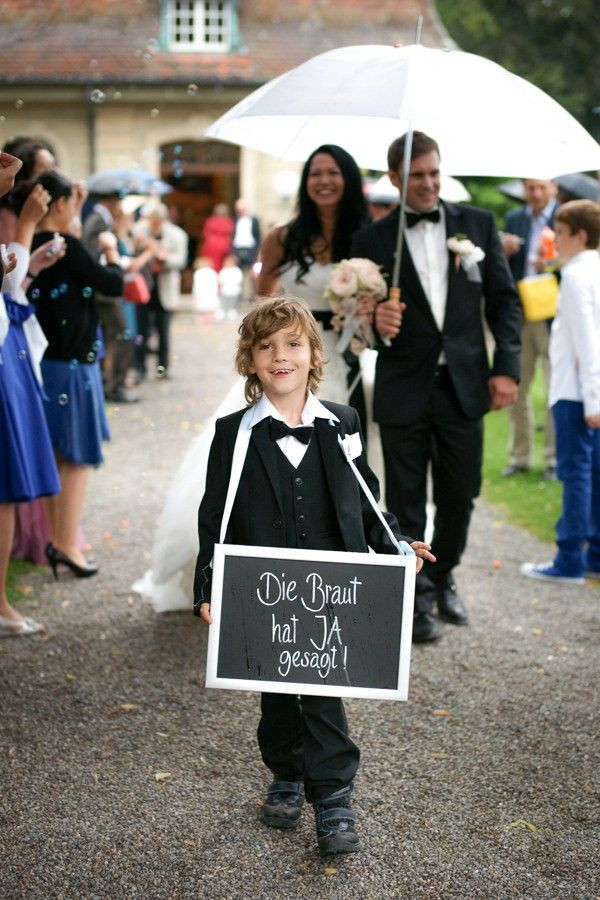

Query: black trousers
<box><xmin>135</xmin><ymin>286</ymin><xmax>171</xmax><ymax>373</ymax></box>
<box><xmin>380</xmin><ymin>367</ymin><xmax>483</xmax><ymax>611</ymax></box>
<box><xmin>257</xmin><ymin>693</ymin><xmax>359</xmax><ymax>803</ymax></box>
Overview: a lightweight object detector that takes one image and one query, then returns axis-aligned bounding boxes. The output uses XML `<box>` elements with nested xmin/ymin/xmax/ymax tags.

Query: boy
<box><xmin>217</xmin><ymin>253</ymin><xmax>244</xmax><ymax>319</ymax></box>
<box><xmin>521</xmin><ymin>200</ymin><xmax>600</xmax><ymax>584</ymax></box>
<box><xmin>194</xmin><ymin>297</ymin><xmax>434</xmax><ymax>856</ymax></box>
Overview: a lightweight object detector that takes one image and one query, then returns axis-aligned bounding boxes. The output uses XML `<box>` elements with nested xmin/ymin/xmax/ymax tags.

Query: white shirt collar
<box><xmin>526</xmin><ymin>198</ymin><xmax>556</xmax><ymax>221</ymax></box>
<box><xmin>248</xmin><ymin>391</ymin><xmax>340</xmax><ymax>428</ymax></box>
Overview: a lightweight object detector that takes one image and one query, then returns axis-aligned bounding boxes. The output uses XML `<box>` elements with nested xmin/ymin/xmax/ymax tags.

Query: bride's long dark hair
<box><xmin>278</xmin><ymin>144</ymin><xmax>369</xmax><ymax>283</ymax></box>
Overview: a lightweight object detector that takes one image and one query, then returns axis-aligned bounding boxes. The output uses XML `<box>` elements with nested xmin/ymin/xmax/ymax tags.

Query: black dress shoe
<box><xmin>412</xmin><ymin>612</ymin><xmax>441</xmax><ymax>643</ymax></box>
<box><xmin>543</xmin><ymin>465</ymin><xmax>557</xmax><ymax>481</ymax></box>
<box><xmin>436</xmin><ymin>581</ymin><xmax>468</xmax><ymax>625</ymax></box>
<box><xmin>501</xmin><ymin>464</ymin><xmax>529</xmax><ymax>477</ymax></box>
<box><xmin>261</xmin><ymin>779</ymin><xmax>304</xmax><ymax>829</ymax></box>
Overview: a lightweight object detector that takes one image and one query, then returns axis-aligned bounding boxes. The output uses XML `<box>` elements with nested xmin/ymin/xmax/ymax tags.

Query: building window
<box><xmin>167</xmin><ymin>0</ymin><xmax>232</xmax><ymax>52</ymax></box>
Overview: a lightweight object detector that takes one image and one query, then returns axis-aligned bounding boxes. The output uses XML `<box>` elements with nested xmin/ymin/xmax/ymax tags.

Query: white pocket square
<box><xmin>340</xmin><ymin>432</ymin><xmax>362</xmax><ymax>461</ymax></box>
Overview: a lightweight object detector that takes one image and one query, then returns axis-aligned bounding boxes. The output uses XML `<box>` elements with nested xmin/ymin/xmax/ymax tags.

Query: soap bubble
<box><xmin>150</xmin><ymin>108</ymin><xmax>160</xmax><ymax>118</ymax></box>
<box><xmin>15</xmin><ymin>99</ymin><xmax>24</xmax><ymax>110</ymax></box>
<box><xmin>31</xmin><ymin>288</ymin><xmax>40</xmax><ymax>299</ymax></box>
<box><xmin>186</xmin><ymin>83</ymin><xmax>198</xmax><ymax>96</ymax></box>
<box><xmin>58</xmin><ymin>393</ymin><xmax>69</xmax><ymax>406</ymax></box>
<box><xmin>82</xmin><ymin>286</ymin><xmax>93</xmax><ymax>298</ymax></box>
<box><xmin>90</xmin><ymin>89</ymin><xmax>106</xmax><ymax>104</ymax></box>
<box><xmin>50</xmin><ymin>289</ymin><xmax>59</xmax><ymax>299</ymax></box>
<box><xmin>69</xmin><ymin>359</ymin><xmax>79</xmax><ymax>370</ymax></box>
<box><xmin>87</xmin><ymin>351</ymin><xmax>96</xmax><ymax>362</ymax></box>
<box><xmin>18</xmin><ymin>349</ymin><xmax>27</xmax><ymax>360</ymax></box>
<box><xmin>59</xmin><ymin>282</ymin><xmax>68</xmax><ymax>294</ymax></box>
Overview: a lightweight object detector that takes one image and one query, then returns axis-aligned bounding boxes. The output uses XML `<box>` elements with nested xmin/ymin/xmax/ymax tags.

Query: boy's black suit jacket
<box><xmin>193</xmin><ymin>401</ymin><xmax>408</xmax><ymax>613</ymax></box>
<box><xmin>350</xmin><ymin>201</ymin><xmax>522</xmax><ymax>427</ymax></box>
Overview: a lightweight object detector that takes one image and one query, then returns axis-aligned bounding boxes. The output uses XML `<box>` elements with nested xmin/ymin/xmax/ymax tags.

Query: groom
<box><xmin>350</xmin><ymin>131</ymin><xmax>521</xmax><ymax>643</ymax></box>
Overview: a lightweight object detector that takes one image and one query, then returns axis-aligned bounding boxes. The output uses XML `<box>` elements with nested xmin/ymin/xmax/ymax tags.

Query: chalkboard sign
<box><xmin>206</xmin><ymin>544</ymin><xmax>416</xmax><ymax>701</ymax></box>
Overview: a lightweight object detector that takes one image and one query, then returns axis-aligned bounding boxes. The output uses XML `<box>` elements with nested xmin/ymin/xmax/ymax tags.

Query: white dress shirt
<box><xmin>248</xmin><ymin>391</ymin><xmax>339</xmax><ymax>468</ymax></box>
<box><xmin>404</xmin><ymin>204</ymin><xmax>449</xmax><ymax>333</ymax></box>
<box><xmin>549</xmin><ymin>249</ymin><xmax>600</xmax><ymax>417</ymax></box>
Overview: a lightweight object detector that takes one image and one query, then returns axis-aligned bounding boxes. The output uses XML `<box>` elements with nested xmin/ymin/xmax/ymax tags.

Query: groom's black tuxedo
<box><xmin>350</xmin><ymin>201</ymin><xmax>521</xmax><ymax>427</ymax></box>
<box><xmin>350</xmin><ymin>201</ymin><xmax>521</xmax><ymax>598</ymax></box>
<box><xmin>193</xmin><ymin>400</ymin><xmax>406</xmax><ymax>610</ymax></box>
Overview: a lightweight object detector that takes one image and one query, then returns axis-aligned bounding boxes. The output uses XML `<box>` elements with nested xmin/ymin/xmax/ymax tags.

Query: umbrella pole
<box><xmin>386</xmin><ymin>16</ymin><xmax>422</xmax><ymax>338</ymax></box>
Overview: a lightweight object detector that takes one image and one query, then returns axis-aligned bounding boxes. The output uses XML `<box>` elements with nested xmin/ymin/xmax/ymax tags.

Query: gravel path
<box><xmin>2</xmin><ymin>312</ymin><xmax>598</xmax><ymax>899</ymax></box>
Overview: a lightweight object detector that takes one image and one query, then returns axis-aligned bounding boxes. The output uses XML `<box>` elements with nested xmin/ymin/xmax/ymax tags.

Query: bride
<box><xmin>134</xmin><ymin>145</ymin><xmax>383</xmax><ymax>612</ymax></box>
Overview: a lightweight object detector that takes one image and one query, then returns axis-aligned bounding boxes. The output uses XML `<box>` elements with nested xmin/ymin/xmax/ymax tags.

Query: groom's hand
<box><xmin>375</xmin><ymin>297</ymin><xmax>406</xmax><ymax>339</ymax></box>
<box><xmin>489</xmin><ymin>375</ymin><xmax>518</xmax><ymax>410</ymax></box>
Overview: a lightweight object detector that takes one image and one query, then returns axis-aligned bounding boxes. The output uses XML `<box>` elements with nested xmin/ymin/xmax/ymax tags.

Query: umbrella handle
<box><xmin>381</xmin><ymin>286</ymin><xmax>403</xmax><ymax>347</ymax></box>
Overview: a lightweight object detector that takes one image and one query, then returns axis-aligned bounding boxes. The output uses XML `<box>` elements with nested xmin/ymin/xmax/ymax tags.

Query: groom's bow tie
<box><xmin>269</xmin><ymin>418</ymin><xmax>314</xmax><ymax>444</ymax></box>
<box><xmin>405</xmin><ymin>209</ymin><xmax>441</xmax><ymax>228</ymax></box>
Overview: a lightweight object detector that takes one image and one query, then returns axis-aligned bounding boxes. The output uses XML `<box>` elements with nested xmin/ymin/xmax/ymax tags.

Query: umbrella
<box><xmin>499</xmin><ymin>173</ymin><xmax>600</xmax><ymax>203</ymax></box>
<box><xmin>366</xmin><ymin>173</ymin><xmax>470</xmax><ymax>205</ymax></box>
<box><xmin>87</xmin><ymin>167</ymin><xmax>172</xmax><ymax>196</ymax></box>
<box><xmin>204</xmin><ymin>43</ymin><xmax>600</xmax><ymax>179</ymax></box>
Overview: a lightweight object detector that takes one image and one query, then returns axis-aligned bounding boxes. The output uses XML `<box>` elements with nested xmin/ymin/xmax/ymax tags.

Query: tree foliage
<box><xmin>435</xmin><ymin>0</ymin><xmax>600</xmax><ymax>141</ymax></box>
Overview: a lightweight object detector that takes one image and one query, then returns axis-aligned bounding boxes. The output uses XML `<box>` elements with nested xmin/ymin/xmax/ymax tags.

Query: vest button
<box><xmin>298</xmin><ymin>514</ymin><xmax>305</xmax><ymax>522</ymax></box>
<box><xmin>299</xmin><ymin>532</ymin><xmax>307</xmax><ymax>540</ymax></box>
<box><xmin>294</xmin><ymin>476</ymin><xmax>303</xmax><ymax>485</ymax></box>
<box><xmin>272</xmin><ymin>519</ymin><xmax>283</xmax><ymax>529</ymax></box>
<box><xmin>296</xmin><ymin>495</ymin><xmax>303</xmax><ymax>502</ymax></box>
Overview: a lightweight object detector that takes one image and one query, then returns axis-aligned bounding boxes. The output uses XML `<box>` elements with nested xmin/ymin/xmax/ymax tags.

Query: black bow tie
<box><xmin>405</xmin><ymin>209</ymin><xmax>441</xmax><ymax>228</ymax></box>
<box><xmin>269</xmin><ymin>418</ymin><xmax>313</xmax><ymax>444</ymax></box>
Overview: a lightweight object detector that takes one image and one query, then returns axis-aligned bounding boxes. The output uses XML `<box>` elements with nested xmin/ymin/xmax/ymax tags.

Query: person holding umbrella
<box><xmin>351</xmin><ymin>131</ymin><xmax>522</xmax><ymax>643</ymax></box>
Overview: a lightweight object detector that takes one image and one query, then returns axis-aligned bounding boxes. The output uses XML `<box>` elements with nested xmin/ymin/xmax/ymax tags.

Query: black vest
<box><xmin>275</xmin><ymin>432</ymin><xmax>344</xmax><ymax>551</ymax></box>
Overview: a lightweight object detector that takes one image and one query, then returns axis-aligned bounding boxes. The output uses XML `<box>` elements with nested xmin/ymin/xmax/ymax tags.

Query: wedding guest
<box><xmin>25</xmin><ymin>170</ymin><xmax>123</xmax><ymax>579</ymax></box>
<box><xmin>192</xmin><ymin>257</ymin><xmax>219</xmax><ymax>313</ymax></box>
<box><xmin>199</xmin><ymin>202</ymin><xmax>234</xmax><ymax>272</ymax></box>
<box><xmin>194</xmin><ymin>296</ymin><xmax>434</xmax><ymax>855</ymax></box>
<box><xmin>521</xmin><ymin>200</ymin><xmax>600</xmax><ymax>584</ymax></box>
<box><xmin>232</xmin><ymin>197</ymin><xmax>261</xmax><ymax>299</ymax></box>
<box><xmin>133</xmin><ymin>204</ymin><xmax>188</xmax><ymax>380</ymax></box>
<box><xmin>217</xmin><ymin>253</ymin><xmax>243</xmax><ymax>319</ymax></box>
<box><xmin>500</xmin><ymin>179</ymin><xmax>559</xmax><ymax>480</ymax></box>
<box><xmin>351</xmin><ymin>131</ymin><xmax>521</xmax><ymax>642</ymax></box>
<box><xmin>0</xmin><ymin>138</ymin><xmax>55</xmax><ymax>243</ymax></box>
<box><xmin>0</xmin><ymin>152</ymin><xmax>63</xmax><ymax>636</ymax></box>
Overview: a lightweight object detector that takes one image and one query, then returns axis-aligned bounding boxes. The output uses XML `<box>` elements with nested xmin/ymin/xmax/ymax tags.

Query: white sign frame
<box><xmin>205</xmin><ymin>543</ymin><xmax>416</xmax><ymax>701</ymax></box>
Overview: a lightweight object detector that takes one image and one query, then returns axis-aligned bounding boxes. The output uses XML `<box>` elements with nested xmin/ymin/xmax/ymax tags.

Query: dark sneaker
<box><xmin>314</xmin><ymin>786</ymin><xmax>360</xmax><ymax>856</ymax></box>
<box><xmin>520</xmin><ymin>562</ymin><xmax>584</xmax><ymax>585</ymax></box>
<box><xmin>261</xmin><ymin>779</ymin><xmax>304</xmax><ymax>829</ymax></box>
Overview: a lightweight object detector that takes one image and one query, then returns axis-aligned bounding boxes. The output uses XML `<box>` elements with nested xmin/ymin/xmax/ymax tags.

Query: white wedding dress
<box><xmin>133</xmin><ymin>261</ymin><xmax>384</xmax><ymax>612</ymax></box>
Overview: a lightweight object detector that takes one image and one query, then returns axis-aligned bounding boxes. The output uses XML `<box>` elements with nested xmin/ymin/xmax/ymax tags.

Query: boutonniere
<box><xmin>447</xmin><ymin>233</ymin><xmax>485</xmax><ymax>281</ymax></box>
<box><xmin>340</xmin><ymin>431</ymin><xmax>362</xmax><ymax>461</ymax></box>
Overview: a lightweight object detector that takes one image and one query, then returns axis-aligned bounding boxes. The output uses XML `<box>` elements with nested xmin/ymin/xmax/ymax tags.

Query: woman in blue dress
<box><xmin>25</xmin><ymin>171</ymin><xmax>123</xmax><ymax>580</ymax></box>
<box><xmin>0</xmin><ymin>154</ymin><xmax>64</xmax><ymax>636</ymax></box>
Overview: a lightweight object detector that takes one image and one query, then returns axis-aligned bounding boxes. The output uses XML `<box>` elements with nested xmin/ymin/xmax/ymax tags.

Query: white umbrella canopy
<box><xmin>204</xmin><ymin>44</ymin><xmax>600</xmax><ymax>179</ymax></box>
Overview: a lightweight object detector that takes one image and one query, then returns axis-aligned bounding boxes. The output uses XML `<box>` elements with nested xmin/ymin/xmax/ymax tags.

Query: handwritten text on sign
<box><xmin>214</xmin><ymin>553</ymin><xmax>406</xmax><ymax>691</ymax></box>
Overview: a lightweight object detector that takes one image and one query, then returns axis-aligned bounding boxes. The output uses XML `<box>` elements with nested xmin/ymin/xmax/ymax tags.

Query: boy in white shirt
<box><xmin>217</xmin><ymin>253</ymin><xmax>243</xmax><ymax>320</ymax></box>
<box><xmin>522</xmin><ymin>200</ymin><xmax>600</xmax><ymax>584</ymax></box>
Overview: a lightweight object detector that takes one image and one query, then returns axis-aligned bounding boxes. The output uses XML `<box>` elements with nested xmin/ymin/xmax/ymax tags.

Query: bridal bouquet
<box><xmin>324</xmin><ymin>258</ymin><xmax>387</xmax><ymax>354</ymax></box>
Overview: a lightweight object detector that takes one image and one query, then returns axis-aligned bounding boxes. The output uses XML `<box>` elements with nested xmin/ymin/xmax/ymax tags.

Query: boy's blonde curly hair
<box><xmin>235</xmin><ymin>296</ymin><xmax>326</xmax><ymax>405</ymax></box>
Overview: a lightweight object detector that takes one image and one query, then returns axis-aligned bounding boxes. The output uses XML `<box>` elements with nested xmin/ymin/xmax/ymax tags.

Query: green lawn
<box><xmin>5</xmin><ymin>558</ymin><xmax>41</xmax><ymax>606</ymax></box>
<box><xmin>482</xmin><ymin>369</ymin><xmax>560</xmax><ymax>543</ymax></box>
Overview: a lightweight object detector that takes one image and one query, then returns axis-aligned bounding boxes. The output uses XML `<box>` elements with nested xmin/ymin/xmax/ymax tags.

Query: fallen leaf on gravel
<box><xmin>61</xmin><ymin>599</ymin><xmax>71</xmax><ymax>608</ymax></box>
<box><xmin>65</xmin><ymin>674</ymin><xmax>75</xmax><ymax>681</ymax></box>
<box><xmin>7</xmin><ymin>747</ymin><xmax>16</xmax><ymax>758</ymax></box>
<box><xmin>40</xmin><ymin>634</ymin><xmax>52</xmax><ymax>642</ymax></box>
<box><xmin>120</xmin><ymin>703</ymin><xmax>140</xmax><ymax>712</ymax></box>
<box><xmin>154</xmin><ymin>772</ymin><xmax>172</xmax><ymax>783</ymax></box>
<box><xmin>429</xmin><ymin>751</ymin><xmax>448</xmax><ymax>760</ymax></box>
<box><xmin>531</xmin><ymin>628</ymin><xmax>542</xmax><ymax>636</ymax></box>
<box><xmin>109</xmin><ymin>648</ymin><xmax>124</xmax><ymax>658</ymax></box>
<box><xmin>553</xmin><ymin>644</ymin><xmax>568</xmax><ymax>652</ymax></box>
<box><xmin>433</xmin><ymin>709</ymin><xmax>450</xmax><ymax>717</ymax></box>
<box><xmin>15</xmin><ymin>584</ymin><xmax>33</xmax><ymax>595</ymax></box>
<box><xmin>323</xmin><ymin>867</ymin><xmax>338</xmax><ymax>876</ymax></box>
<box><xmin>298</xmin><ymin>861</ymin><xmax>310</xmax><ymax>872</ymax></box>
<box><xmin>507</xmin><ymin>819</ymin><xmax>539</xmax><ymax>832</ymax></box>
<box><xmin>183</xmin><ymin>839</ymin><xmax>196</xmax><ymax>847</ymax></box>
<box><xmin>492</xmin><ymin>520</ymin><xmax>504</xmax><ymax>528</ymax></box>
<box><xmin>534</xmin><ymin>667</ymin><xmax>546</xmax><ymax>674</ymax></box>
<box><xmin>120</xmin><ymin>519</ymin><xmax>130</xmax><ymax>528</ymax></box>
<box><xmin>102</xmin><ymin>531</ymin><xmax>112</xmax><ymax>540</ymax></box>
<box><xmin>492</xmin><ymin>559</ymin><xmax>502</xmax><ymax>569</ymax></box>
<box><xmin>156</xmin><ymin>732</ymin><xmax>169</xmax><ymax>738</ymax></box>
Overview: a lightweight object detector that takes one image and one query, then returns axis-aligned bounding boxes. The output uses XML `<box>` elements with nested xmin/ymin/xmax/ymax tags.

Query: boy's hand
<box><xmin>585</xmin><ymin>413</ymin><xmax>600</xmax><ymax>429</ymax></box>
<box><xmin>200</xmin><ymin>603</ymin><xmax>213</xmax><ymax>625</ymax></box>
<box><xmin>410</xmin><ymin>541</ymin><xmax>436</xmax><ymax>574</ymax></box>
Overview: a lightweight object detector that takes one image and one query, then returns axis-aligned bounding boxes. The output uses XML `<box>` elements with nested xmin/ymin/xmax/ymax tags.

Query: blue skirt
<box><xmin>41</xmin><ymin>358</ymin><xmax>110</xmax><ymax>466</ymax></box>
<box><xmin>0</xmin><ymin>323</ymin><xmax>60</xmax><ymax>502</ymax></box>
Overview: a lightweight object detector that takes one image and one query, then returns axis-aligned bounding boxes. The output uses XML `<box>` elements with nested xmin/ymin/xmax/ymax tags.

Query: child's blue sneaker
<box><xmin>314</xmin><ymin>785</ymin><xmax>360</xmax><ymax>856</ymax></box>
<box><xmin>261</xmin><ymin>779</ymin><xmax>304</xmax><ymax>829</ymax></box>
<box><xmin>520</xmin><ymin>562</ymin><xmax>584</xmax><ymax>585</ymax></box>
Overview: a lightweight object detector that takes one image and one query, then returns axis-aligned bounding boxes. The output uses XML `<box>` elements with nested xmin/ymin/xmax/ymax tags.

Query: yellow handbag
<box><xmin>517</xmin><ymin>273</ymin><xmax>559</xmax><ymax>322</ymax></box>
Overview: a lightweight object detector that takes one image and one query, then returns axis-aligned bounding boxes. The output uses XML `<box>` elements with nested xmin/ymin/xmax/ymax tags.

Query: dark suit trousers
<box><xmin>135</xmin><ymin>284</ymin><xmax>171</xmax><ymax>373</ymax></box>
<box><xmin>380</xmin><ymin>368</ymin><xmax>483</xmax><ymax>611</ymax></box>
<box><xmin>257</xmin><ymin>693</ymin><xmax>360</xmax><ymax>803</ymax></box>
